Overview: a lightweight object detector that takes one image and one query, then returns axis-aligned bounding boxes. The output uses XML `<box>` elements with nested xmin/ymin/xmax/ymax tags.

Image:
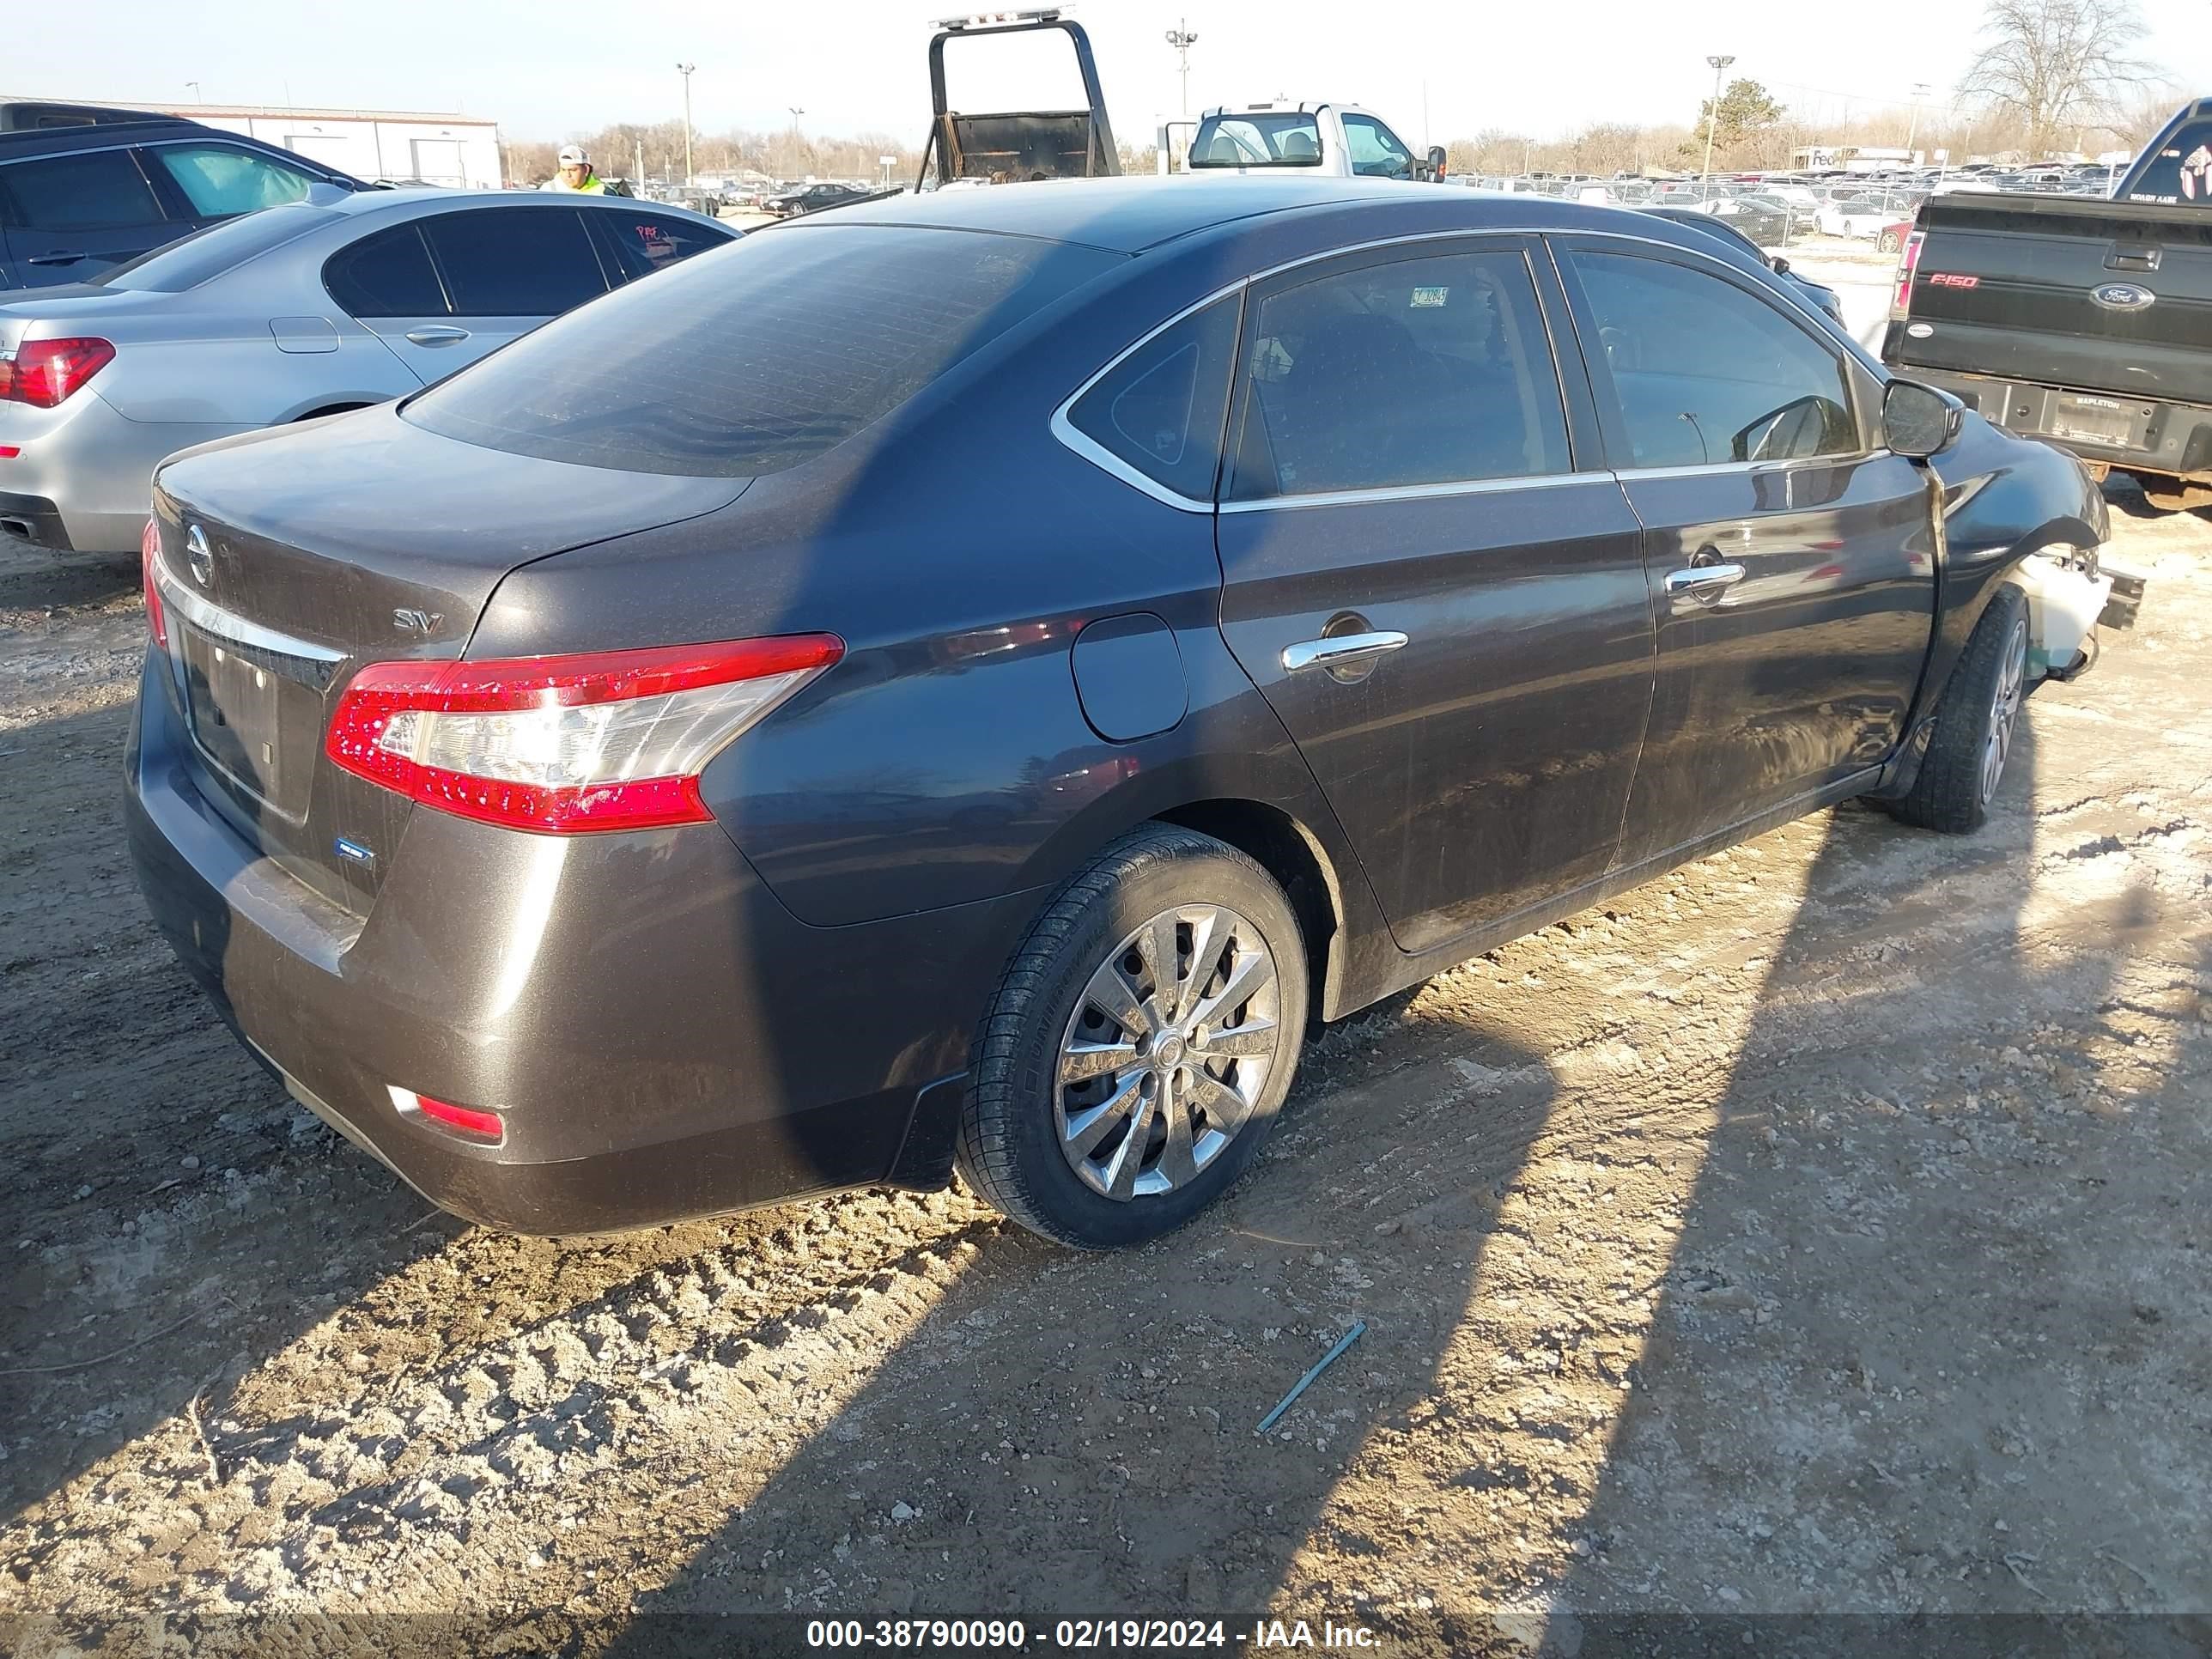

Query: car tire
<box><xmin>1883</xmin><ymin>584</ymin><xmax>2029</xmax><ymax>835</ymax></box>
<box><xmin>956</xmin><ymin>824</ymin><xmax>1309</xmax><ymax>1249</ymax></box>
<box><xmin>1878</xmin><ymin>230</ymin><xmax>1900</xmax><ymax>253</ymax></box>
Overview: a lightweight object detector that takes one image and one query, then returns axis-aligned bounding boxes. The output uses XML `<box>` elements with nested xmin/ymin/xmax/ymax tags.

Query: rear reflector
<box><xmin>326</xmin><ymin>634</ymin><xmax>844</xmax><ymax>835</ymax></box>
<box><xmin>0</xmin><ymin>337</ymin><xmax>115</xmax><ymax>407</ymax></box>
<box><xmin>140</xmin><ymin>518</ymin><xmax>169</xmax><ymax>648</ymax></box>
<box><xmin>389</xmin><ymin>1086</ymin><xmax>503</xmax><ymax>1142</ymax></box>
<box><xmin>0</xmin><ymin>446</ymin><xmax>19</xmax><ymax>459</ymax></box>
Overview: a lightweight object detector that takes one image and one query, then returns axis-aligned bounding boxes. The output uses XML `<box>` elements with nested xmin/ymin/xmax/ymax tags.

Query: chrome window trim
<box><xmin>1048</xmin><ymin>277</ymin><xmax>1246</xmax><ymax>514</ymax></box>
<box><xmin>153</xmin><ymin>561</ymin><xmax>347</xmax><ymax>664</ymax></box>
<box><xmin>1609</xmin><ymin>450</ymin><xmax>1886</xmax><ymax>482</ymax></box>
<box><xmin>1220</xmin><ymin>470</ymin><xmax>1613</xmax><ymax>514</ymax></box>
<box><xmin>1048</xmin><ymin>217</ymin><xmax>1884</xmax><ymax>511</ymax></box>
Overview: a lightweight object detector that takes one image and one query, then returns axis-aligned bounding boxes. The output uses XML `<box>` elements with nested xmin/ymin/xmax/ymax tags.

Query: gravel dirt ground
<box><xmin>0</xmin><ymin>467</ymin><xmax>2206</xmax><ymax>1657</ymax></box>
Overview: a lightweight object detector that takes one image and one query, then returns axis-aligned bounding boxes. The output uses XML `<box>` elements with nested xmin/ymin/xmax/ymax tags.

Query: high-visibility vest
<box><xmin>544</xmin><ymin>172</ymin><xmax>606</xmax><ymax>194</ymax></box>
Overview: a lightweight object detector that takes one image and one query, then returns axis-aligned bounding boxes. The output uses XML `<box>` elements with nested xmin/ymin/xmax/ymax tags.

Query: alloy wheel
<box><xmin>1054</xmin><ymin>903</ymin><xmax>1285</xmax><ymax>1201</ymax></box>
<box><xmin>1980</xmin><ymin>617</ymin><xmax>2027</xmax><ymax>805</ymax></box>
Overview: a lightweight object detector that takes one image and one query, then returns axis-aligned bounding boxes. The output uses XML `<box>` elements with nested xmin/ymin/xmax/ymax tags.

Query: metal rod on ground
<box><xmin>1255</xmin><ymin>1321</ymin><xmax>1367</xmax><ymax>1435</ymax></box>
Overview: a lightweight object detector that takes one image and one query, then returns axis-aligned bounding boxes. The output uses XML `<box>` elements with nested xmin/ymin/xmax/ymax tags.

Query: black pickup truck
<box><xmin>1881</xmin><ymin>98</ymin><xmax>2212</xmax><ymax>510</ymax></box>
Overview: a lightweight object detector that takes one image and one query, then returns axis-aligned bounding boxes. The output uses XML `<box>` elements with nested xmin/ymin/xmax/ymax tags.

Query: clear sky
<box><xmin>11</xmin><ymin>0</ymin><xmax>2210</xmax><ymax>145</ymax></box>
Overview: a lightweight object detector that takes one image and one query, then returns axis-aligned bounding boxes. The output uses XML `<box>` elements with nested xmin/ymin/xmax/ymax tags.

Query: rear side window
<box><xmin>0</xmin><ymin>149</ymin><xmax>165</xmax><ymax>231</ymax></box>
<box><xmin>1228</xmin><ymin>246</ymin><xmax>1572</xmax><ymax>500</ymax></box>
<box><xmin>421</xmin><ymin>208</ymin><xmax>606</xmax><ymax>316</ymax></box>
<box><xmin>1065</xmin><ymin>296</ymin><xmax>1240</xmax><ymax>502</ymax></box>
<box><xmin>2125</xmin><ymin>121</ymin><xmax>2212</xmax><ymax>204</ymax></box>
<box><xmin>592</xmin><ymin>208</ymin><xmax>730</xmax><ymax>283</ymax></box>
<box><xmin>325</xmin><ymin>223</ymin><xmax>447</xmax><ymax>316</ymax></box>
<box><xmin>149</xmin><ymin>143</ymin><xmax>316</xmax><ymax>217</ymax></box>
<box><xmin>406</xmin><ymin>224</ymin><xmax>1121</xmax><ymax>477</ymax></box>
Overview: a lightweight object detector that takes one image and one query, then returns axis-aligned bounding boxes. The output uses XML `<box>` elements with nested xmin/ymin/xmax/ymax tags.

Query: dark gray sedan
<box><xmin>127</xmin><ymin>179</ymin><xmax>2108</xmax><ymax>1248</ymax></box>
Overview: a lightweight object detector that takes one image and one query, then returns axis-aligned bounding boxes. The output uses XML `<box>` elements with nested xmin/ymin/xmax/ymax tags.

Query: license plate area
<box><xmin>179</xmin><ymin>625</ymin><xmax>323</xmax><ymax>821</ymax></box>
<box><xmin>2048</xmin><ymin>397</ymin><xmax>2136</xmax><ymax>447</ymax></box>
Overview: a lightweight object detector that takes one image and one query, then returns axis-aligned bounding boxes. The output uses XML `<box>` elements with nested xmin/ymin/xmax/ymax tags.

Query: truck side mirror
<box><xmin>1423</xmin><ymin>145</ymin><xmax>1448</xmax><ymax>183</ymax></box>
<box><xmin>1884</xmin><ymin>378</ymin><xmax>1965</xmax><ymax>459</ymax></box>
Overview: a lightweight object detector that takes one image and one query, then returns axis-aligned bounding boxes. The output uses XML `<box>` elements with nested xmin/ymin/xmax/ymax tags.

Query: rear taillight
<box><xmin>325</xmin><ymin>634</ymin><xmax>843</xmax><ymax>835</ymax></box>
<box><xmin>0</xmin><ymin>337</ymin><xmax>115</xmax><ymax>407</ymax></box>
<box><xmin>140</xmin><ymin>518</ymin><xmax>169</xmax><ymax>648</ymax></box>
<box><xmin>1892</xmin><ymin>230</ymin><xmax>1925</xmax><ymax>319</ymax></box>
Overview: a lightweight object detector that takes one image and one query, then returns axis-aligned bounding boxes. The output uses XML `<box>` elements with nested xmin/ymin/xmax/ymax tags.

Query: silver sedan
<box><xmin>0</xmin><ymin>187</ymin><xmax>735</xmax><ymax>555</ymax></box>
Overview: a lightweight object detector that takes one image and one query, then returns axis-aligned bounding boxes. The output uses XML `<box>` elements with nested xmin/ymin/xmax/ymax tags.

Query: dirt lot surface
<box><xmin>1</xmin><ymin>481</ymin><xmax>2207</xmax><ymax>1656</ymax></box>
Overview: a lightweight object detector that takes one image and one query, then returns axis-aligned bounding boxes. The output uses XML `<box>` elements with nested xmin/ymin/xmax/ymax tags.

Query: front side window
<box><xmin>406</xmin><ymin>224</ymin><xmax>1121</xmax><ymax>477</ymax></box>
<box><xmin>1228</xmin><ymin>247</ymin><xmax>1572</xmax><ymax>500</ymax></box>
<box><xmin>1341</xmin><ymin>115</ymin><xmax>1413</xmax><ymax>180</ymax></box>
<box><xmin>593</xmin><ymin>209</ymin><xmax>731</xmax><ymax>283</ymax></box>
<box><xmin>1565</xmin><ymin>250</ymin><xmax>1858</xmax><ymax>469</ymax></box>
<box><xmin>1188</xmin><ymin>113</ymin><xmax>1323</xmax><ymax>167</ymax></box>
<box><xmin>421</xmin><ymin>207</ymin><xmax>606</xmax><ymax>316</ymax></box>
<box><xmin>0</xmin><ymin>149</ymin><xmax>164</xmax><ymax>231</ymax></box>
<box><xmin>150</xmin><ymin>143</ymin><xmax>316</xmax><ymax>217</ymax></box>
<box><xmin>2124</xmin><ymin>120</ymin><xmax>2212</xmax><ymax>204</ymax></box>
<box><xmin>1065</xmin><ymin>295</ymin><xmax>1240</xmax><ymax>501</ymax></box>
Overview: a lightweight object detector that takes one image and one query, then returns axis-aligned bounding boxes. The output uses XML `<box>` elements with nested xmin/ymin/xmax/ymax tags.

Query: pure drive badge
<box><xmin>333</xmin><ymin>837</ymin><xmax>376</xmax><ymax>866</ymax></box>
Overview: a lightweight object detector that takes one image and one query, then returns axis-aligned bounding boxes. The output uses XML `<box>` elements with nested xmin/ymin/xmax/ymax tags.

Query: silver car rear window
<box><xmin>404</xmin><ymin>223</ymin><xmax>1122</xmax><ymax>477</ymax></box>
<box><xmin>95</xmin><ymin>203</ymin><xmax>338</xmax><ymax>293</ymax></box>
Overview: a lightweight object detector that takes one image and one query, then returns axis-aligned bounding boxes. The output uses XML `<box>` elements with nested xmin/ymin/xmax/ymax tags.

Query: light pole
<box><xmin>1905</xmin><ymin>81</ymin><xmax>1931</xmax><ymax>159</ymax></box>
<box><xmin>676</xmin><ymin>63</ymin><xmax>696</xmax><ymax>189</ymax></box>
<box><xmin>1699</xmin><ymin>53</ymin><xmax>1735</xmax><ymax>202</ymax></box>
<box><xmin>1164</xmin><ymin>20</ymin><xmax>1197</xmax><ymax>119</ymax></box>
<box><xmin>185</xmin><ymin>82</ymin><xmax>202</xmax><ymax>103</ymax></box>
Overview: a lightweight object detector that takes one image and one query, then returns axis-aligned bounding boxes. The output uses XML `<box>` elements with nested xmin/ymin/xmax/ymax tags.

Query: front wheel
<box><xmin>956</xmin><ymin>826</ymin><xmax>1309</xmax><ymax>1249</ymax></box>
<box><xmin>1878</xmin><ymin>230</ymin><xmax>1901</xmax><ymax>253</ymax></box>
<box><xmin>1883</xmin><ymin>585</ymin><xmax>2028</xmax><ymax>834</ymax></box>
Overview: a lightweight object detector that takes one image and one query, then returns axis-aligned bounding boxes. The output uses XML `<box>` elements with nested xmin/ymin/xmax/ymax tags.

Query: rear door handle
<box><xmin>27</xmin><ymin>251</ymin><xmax>86</xmax><ymax>266</ymax></box>
<box><xmin>1281</xmin><ymin>630</ymin><xmax>1409</xmax><ymax>675</ymax></box>
<box><xmin>404</xmin><ymin>325</ymin><xmax>471</xmax><ymax>346</ymax></box>
<box><xmin>1664</xmin><ymin>562</ymin><xmax>1747</xmax><ymax>599</ymax></box>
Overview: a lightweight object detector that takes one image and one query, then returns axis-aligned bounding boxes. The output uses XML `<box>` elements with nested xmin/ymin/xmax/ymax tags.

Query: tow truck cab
<box><xmin>1165</xmin><ymin>101</ymin><xmax>1449</xmax><ymax>182</ymax></box>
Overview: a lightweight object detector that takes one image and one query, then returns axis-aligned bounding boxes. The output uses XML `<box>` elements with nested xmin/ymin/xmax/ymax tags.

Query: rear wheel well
<box><xmin>294</xmin><ymin>402</ymin><xmax>371</xmax><ymax>422</ymax></box>
<box><xmin>1152</xmin><ymin>799</ymin><xmax>1340</xmax><ymax>1025</ymax></box>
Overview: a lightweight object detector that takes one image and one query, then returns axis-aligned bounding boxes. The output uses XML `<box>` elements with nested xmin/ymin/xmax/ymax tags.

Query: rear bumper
<box><xmin>125</xmin><ymin>650</ymin><xmax>1032</xmax><ymax>1234</ymax></box>
<box><xmin>1891</xmin><ymin>362</ymin><xmax>2212</xmax><ymax>484</ymax></box>
<box><xmin>0</xmin><ymin>391</ymin><xmax>250</xmax><ymax>556</ymax></box>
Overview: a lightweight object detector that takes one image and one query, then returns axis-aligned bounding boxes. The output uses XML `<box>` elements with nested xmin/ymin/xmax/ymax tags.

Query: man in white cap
<box><xmin>543</xmin><ymin>145</ymin><xmax>606</xmax><ymax>193</ymax></box>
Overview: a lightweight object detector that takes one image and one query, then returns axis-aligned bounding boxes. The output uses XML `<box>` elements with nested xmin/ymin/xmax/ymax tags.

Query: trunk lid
<box><xmin>149</xmin><ymin>404</ymin><xmax>748</xmax><ymax>913</ymax></box>
<box><xmin>1891</xmin><ymin>193</ymin><xmax>2212</xmax><ymax>401</ymax></box>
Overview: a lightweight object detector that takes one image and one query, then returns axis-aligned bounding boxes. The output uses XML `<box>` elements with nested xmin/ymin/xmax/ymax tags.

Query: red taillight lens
<box><xmin>326</xmin><ymin>634</ymin><xmax>844</xmax><ymax>835</ymax></box>
<box><xmin>390</xmin><ymin>1087</ymin><xmax>503</xmax><ymax>1142</ymax></box>
<box><xmin>1892</xmin><ymin>230</ymin><xmax>1925</xmax><ymax>319</ymax></box>
<box><xmin>140</xmin><ymin>518</ymin><xmax>169</xmax><ymax>648</ymax></box>
<box><xmin>0</xmin><ymin>337</ymin><xmax>115</xmax><ymax>408</ymax></box>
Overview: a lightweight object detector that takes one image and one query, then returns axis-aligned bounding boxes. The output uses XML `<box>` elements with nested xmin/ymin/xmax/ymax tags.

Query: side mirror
<box><xmin>1884</xmin><ymin>378</ymin><xmax>1966</xmax><ymax>459</ymax></box>
<box><xmin>1770</xmin><ymin>255</ymin><xmax>1792</xmax><ymax>275</ymax></box>
<box><xmin>1427</xmin><ymin>145</ymin><xmax>1448</xmax><ymax>183</ymax></box>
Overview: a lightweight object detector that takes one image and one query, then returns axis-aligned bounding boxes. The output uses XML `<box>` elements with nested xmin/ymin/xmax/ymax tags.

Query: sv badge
<box><xmin>392</xmin><ymin>607</ymin><xmax>443</xmax><ymax>635</ymax></box>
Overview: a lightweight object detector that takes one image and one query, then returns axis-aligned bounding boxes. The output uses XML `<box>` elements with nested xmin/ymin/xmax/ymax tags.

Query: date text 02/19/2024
<box><xmin>803</xmin><ymin>1619</ymin><xmax>1381</xmax><ymax>1649</ymax></box>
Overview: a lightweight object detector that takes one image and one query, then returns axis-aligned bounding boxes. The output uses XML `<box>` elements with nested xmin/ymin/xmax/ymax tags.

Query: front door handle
<box><xmin>404</xmin><ymin>325</ymin><xmax>472</xmax><ymax>346</ymax></box>
<box><xmin>27</xmin><ymin>251</ymin><xmax>86</xmax><ymax>266</ymax></box>
<box><xmin>1664</xmin><ymin>562</ymin><xmax>1746</xmax><ymax>601</ymax></box>
<box><xmin>1281</xmin><ymin>629</ymin><xmax>1409</xmax><ymax>675</ymax></box>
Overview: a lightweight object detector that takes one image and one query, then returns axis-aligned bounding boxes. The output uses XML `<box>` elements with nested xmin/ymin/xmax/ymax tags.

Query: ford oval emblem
<box><xmin>185</xmin><ymin>524</ymin><xmax>214</xmax><ymax>586</ymax></box>
<box><xmin>2091</xmin><ymin>282</ymin><xmax>2156</xmax><ymax>311</ymax></box>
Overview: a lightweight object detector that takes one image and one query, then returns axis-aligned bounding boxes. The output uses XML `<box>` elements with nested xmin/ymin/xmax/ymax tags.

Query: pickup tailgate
<box><xmin>1890</xmin><ymin>193</ymin><xmax>2212</xmax><ymax>401</ymax></box>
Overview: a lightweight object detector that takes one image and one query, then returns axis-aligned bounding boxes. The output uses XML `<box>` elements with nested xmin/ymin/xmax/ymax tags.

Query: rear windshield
<box><xmin>1190</xmin><ymin>113</ymin><xmax>1323</xmax><ymax>168</ymax></box>
<box><xmin>2124</xmin><ymin>122</ymin><xmax>2212</xmax><ymax>204</ymax></box>
<box><xmin>404</xmin><ymin>223</ymin><xmax>1121</xmax><ymax>477</ymax></box>
<box><xmin>96</xmin><ymin>203</ymin><xmax>338</xmax><ymax>292</ymax></box>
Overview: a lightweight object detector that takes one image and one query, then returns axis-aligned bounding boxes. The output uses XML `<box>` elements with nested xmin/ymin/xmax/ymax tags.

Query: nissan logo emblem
<box><xmin>2091</xmin><ymin>283</ymin><xmax>2156</xmax><ymax>311</ymax></box>
<box><xmin>185</xmin><ymin>525</ymin><xmax>214</xmax><ymax>586</ymax></box>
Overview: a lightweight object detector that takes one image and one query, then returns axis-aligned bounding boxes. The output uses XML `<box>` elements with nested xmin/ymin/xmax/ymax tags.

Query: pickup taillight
<box><xmin>1891</xmin><ymin>231</ymin><xmax>1925</xmax><ymax>320</ymax></box>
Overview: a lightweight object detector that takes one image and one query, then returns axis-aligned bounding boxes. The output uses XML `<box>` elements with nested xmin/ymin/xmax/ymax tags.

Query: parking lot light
<box><xmin>1701</xmin><ymin>52</ymin><xmax>1735</xmax><ymax>202</ymax></box>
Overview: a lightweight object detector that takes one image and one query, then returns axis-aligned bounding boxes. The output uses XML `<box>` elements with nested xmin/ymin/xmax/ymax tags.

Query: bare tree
<box><xmin>1959</xmin><ymin>0</ymin><xmax>2149</xmax><ymax>153</ymax></box>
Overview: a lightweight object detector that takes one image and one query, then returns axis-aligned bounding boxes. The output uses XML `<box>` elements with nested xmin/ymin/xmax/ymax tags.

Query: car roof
<box><xmin>325</xmin><ymin>187</ymin><xmax>727</xmax><ymax>228</ymax></box>
<box><xmin>0</xmin><ymin>116</ymin><xmax>235</xmax><ymax>157</ymax></box>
